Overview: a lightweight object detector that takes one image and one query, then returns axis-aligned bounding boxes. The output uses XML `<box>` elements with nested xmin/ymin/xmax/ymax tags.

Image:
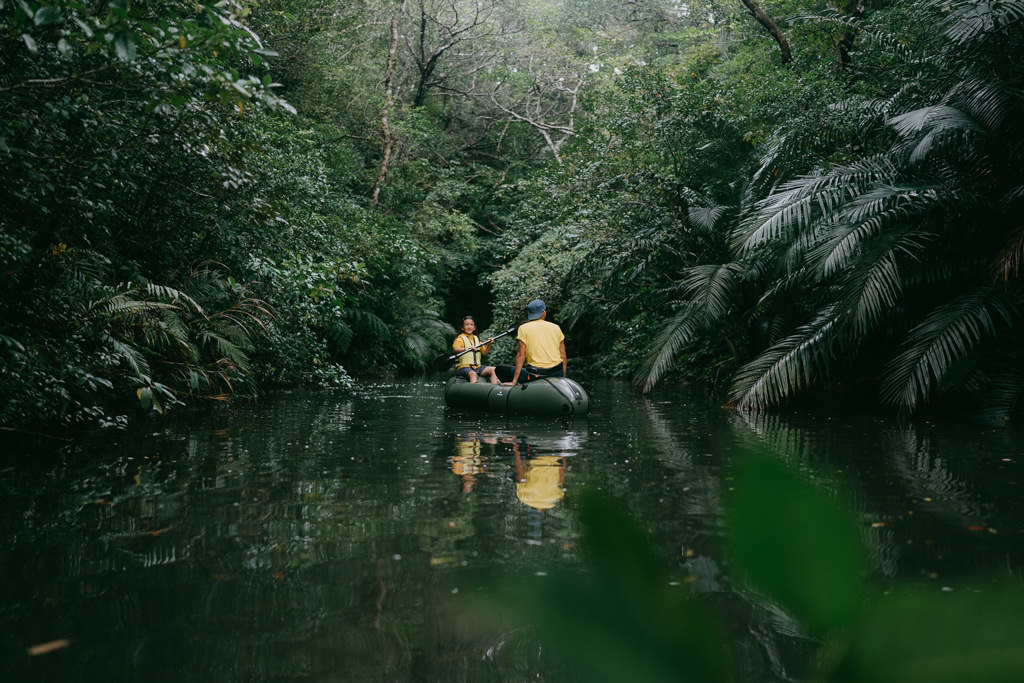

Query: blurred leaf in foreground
<box><xmin>726</xmin><ymin>454</ymin><xmax>866</xmax><ymax>636</ymax></box>
<box><xmin>822</xmin><ymin>587</ymin><xmax>1024</xmax><ymax>683</ymax></box>
<box><xmin>496</xmin><ymin>489</ymin><xmax>730</xmax><ymax>683</ymax></box>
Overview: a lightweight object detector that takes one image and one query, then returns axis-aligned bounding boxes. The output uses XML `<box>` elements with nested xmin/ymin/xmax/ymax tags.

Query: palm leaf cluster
<box><xmin>638</xmin><ymin>0</ymin><xmax>1024</xmax><ymax>420</ymax></box>
<box><xmin>1</xmin><ymin>251</ymin><xmax>273</xmax><ymax>424</ymax></box>
<box><xmin>91</xmin><ymin>263</ymin><xmax>274</xmax><ymax>413</ymax></box>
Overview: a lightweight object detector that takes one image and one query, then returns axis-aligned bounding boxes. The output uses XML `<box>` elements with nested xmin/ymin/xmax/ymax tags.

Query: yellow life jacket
<box><xmin>454</xmin><ymin>333</ymin><xmax>482</xmax><ymax>369</ymax></box>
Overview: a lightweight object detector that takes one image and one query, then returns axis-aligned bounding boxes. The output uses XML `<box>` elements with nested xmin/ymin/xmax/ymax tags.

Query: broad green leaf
<box><xmin>825</xmin><ymin>587</ymin><xmax>1024</xmax><ymax>683</ymax></box>
<box><xmin>136</xmin><ymin>387</ymin><xmax>153</xmax><ymax>411</ymax></box>
<box><xmin>727</xmin><ymin>455</ymin><xmax>865</xmax><ymax>634</ymax></box>
<box><xmin>33</xmin><ymin>5</ymin><xmax>61</xmax><ymax>25</ymax></box>
<box><xmin>492</xmin><ymin>490</ymin><xmax>730</xmax><ymax>683</ymax></box>
<box><xmin>114</xmin><ymin>32</ymin><xmax>136</xmax><ymax>61</ymax></box>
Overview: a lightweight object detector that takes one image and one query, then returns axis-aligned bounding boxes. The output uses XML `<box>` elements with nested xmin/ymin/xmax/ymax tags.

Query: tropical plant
<box><xmin>637</xmin><ymin>0</ymin><xmax>1024</xmax><ymax>421</ymax></box>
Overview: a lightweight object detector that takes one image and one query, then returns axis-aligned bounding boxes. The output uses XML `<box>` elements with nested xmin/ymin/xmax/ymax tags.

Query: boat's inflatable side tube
<box><xmin>444</xmin><ymin>376</ymin><xmax>590</xmax><ymax>416</ymax></box>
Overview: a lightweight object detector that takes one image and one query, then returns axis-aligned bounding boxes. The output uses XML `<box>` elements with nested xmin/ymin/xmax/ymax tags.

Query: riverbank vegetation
<box><xmin>3</xmin><ymin>0</ymin><xmax>1022</xmax><ymax>428</ymax></box>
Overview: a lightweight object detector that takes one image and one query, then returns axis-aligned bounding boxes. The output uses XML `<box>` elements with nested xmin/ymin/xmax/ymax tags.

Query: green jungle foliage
<box><xmin>3</xmin><ymin>0</ymin><xmax>1024</xmax><ymax>427</ymax></box>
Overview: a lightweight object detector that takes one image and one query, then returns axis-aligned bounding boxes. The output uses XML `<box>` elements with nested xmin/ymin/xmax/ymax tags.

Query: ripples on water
<box><xmin>2</xmin><ymin>379</ymin><xmax>1024</xmax><ymax>682</ymax></box>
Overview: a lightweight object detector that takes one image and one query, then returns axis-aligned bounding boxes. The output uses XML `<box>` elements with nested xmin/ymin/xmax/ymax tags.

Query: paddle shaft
<box><xmin>447</xmin><ymin>325</ymin><xmax>515</xmax><ymax>362</ymax></box>
<box><xmin>436</xmin><ymin>325</ymin><xmax>516</xmax><ymax>370</ymax></box>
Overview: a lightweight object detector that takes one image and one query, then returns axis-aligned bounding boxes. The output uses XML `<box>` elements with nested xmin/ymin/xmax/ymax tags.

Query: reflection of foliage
<box><xmin>500</xmin><ymin>454</ymin><xmax>1024</xmax><ymax>683</ymax></box>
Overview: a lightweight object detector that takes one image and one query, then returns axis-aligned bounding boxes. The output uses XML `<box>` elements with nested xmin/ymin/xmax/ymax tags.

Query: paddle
<box><xmin>433</xmin><ymin>325</ymin><xmax>517</xmax><ymax>372</ymax></box>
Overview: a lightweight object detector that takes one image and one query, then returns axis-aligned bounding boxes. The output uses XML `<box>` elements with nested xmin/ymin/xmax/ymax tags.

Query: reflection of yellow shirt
<box><xmin>516</xmin><ymin>320</ymin><xmax>564</xmax><ymax>369</ymax></box>
<box><xmin>516</xmin><ymin>456</ymin><xmax>564</xmax><ymax>510</ymax></box>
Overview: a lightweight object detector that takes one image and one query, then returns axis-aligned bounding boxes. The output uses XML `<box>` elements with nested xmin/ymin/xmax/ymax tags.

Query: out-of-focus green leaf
<box><xmin>136</xmin><ymin>386</ymin><xmax>153</xmax><ymax>411</ymax></box>
<box><xmin>34</xmin><ymin>5</ymin><xmax>62</xmax><ymax>25</ymax></box>
<box><xmin>114</xmin><ymin>32</ymin><xmax>136</xmax><ymax>61</ymax></box>
<box><xmin>493</xmin><ymin>489</ymin><xmax>730</xmax><ymax>683</ymax></box>
<box><xmin>726</xmin><ymin>454</ymin><xmax>865</xmax><ymax>635</ymax></box>
<box><xmin>824</xmin><ymin>587</ymin><xmax>1024</xmax><ymax>683</ymax></box>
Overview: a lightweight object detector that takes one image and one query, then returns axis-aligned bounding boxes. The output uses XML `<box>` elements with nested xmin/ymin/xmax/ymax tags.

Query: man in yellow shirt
<box><xmin>502</xmin><ymin>299</ymin><xmax>567</xmax><ymax>386</ymax></box>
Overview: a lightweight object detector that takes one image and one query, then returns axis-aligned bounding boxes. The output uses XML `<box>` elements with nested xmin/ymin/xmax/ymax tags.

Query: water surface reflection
<box><xmin>1</xmin><ymin>380</ymin><xmax>1023</xmax><ymax>682</ymax></box>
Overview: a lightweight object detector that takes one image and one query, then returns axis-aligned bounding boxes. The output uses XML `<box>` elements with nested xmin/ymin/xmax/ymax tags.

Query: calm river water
<box><xmin>3</xmin><ymin>379</ymin><xmax>1024</xmax><ymax>682</ymax></box>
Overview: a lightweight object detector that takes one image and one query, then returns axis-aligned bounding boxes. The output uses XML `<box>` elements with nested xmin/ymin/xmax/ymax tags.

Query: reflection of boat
<box><xmin>444</xmin><ymin>376</ymin><xmax>590</xmax><ymax>416</ymax></box>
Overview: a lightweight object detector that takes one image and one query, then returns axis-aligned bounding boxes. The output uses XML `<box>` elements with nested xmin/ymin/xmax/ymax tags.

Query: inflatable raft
<box><xmin>444</xmin><ymin>376</ymin><xmax>590</xmax><ymax>416</ymax></box>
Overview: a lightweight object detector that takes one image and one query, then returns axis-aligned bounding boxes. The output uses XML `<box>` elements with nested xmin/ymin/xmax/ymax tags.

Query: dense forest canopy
<box><xmin>2</xmin><ymin>0</ymin><xmax>1023</xmax><ymax>428</ymax></box>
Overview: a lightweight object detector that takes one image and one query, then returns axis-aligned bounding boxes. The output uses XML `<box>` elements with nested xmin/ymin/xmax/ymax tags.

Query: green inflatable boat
<box><xmin>444</xmin><ymin>375</ymin><xmax>590</xmax><ymax>416</ymax></box>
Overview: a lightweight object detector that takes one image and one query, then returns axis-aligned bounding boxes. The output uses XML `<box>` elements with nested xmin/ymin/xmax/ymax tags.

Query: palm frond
<box><xmin>635</xmin><ymin>305</ymin><xmax>703</xmax><ymax>394</ymax></box>
<box><xmin>149</xmin><ymin>309</ymin><xmax>194</xmax><ymax>355</ymax></box>
<box><xmin>403</xmin><ymin>311</ymin><xmax>453</xmax><ymax>367</ymax></box>
<box><xmin>197</xmin><ymin>330</ymin><xmax>251</xmax><ymax>369</ymax></box>
<box><xmin>730</xmin><ymin>306</ymin><xmax>839</xmax><ymax>411</ymax></box>
<box><xmin>90</xmin><ymin>293</ymin><xmax>179</xmax><ymax>317</ymax></box>
<box><xmin>811</xmin><ymin>185</ymin><xmax>937</xmax><ymax>277</ymax></box>
<box><xmin>687</xmin><ymin>203</ymin><xmax>729</xmax><ymax>231</ymax></box>
<box><xmin>888</xmin><ymin>105</ymin><xmax>983</xmax><ymax>137</ymax></box>
<box><xmin>634</xmin><ymin>261</ymin><xmax>746</xmax><ymax>393</ymax></box>
<box><xmin>995</xmin><ymin>221</ymin><xmax>1024</xmax><ymax>282</ymax></box>
<box><xmin>680</xmin><ymin>263</ymin><xmax>744</xmax><ymax>320</ymax></box>
<box><xmin>105</xmin><ymin>336</ymin><xmax>151</xmax><ymax>381</ymax></box>
<box><xmin>736</xmin><ymin>155</ymin><xmax>899</xmax><ymax>252</ymax></box>
<box><xmin>936</xmin><ymin>0</ymin><xmax>1024</xmax><ymax>45</ymax></box>
<box><xmin>880</xmin><ymin>288</ymin><xmax>1020</xmax><ymax>411</ymax></box>
<box><xmin>144</xmin><ymin>283</ymin><xmax>203</xmax><ymax>314</ymax></box>
<box><xmin>946</xmin><ymin>77</ymin><xmax>1011</xmax><ymax>131</ymax></box>
<box><xmin>840</xmin><ymin>249</ymin><xmax>903</xmax><ymax>338</ymax></box>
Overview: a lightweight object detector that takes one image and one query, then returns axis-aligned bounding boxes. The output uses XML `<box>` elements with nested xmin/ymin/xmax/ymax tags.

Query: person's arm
<box><xmin>503</xmin><ymin>340</ymin><xmax>526</xmax><ymax>386</ymax></box>
<box><xmin>559</xmin><ymin>340</ymin><xmax>567</xmax><ymax>375</ymax></box>
<box><xmin>481</xmin><ymin>337</ymin><xmax>494</xmax><ymax>356</ymax></box>
<box><xmin>452</xmin><ymin>335</ymin><xmax>466</xmax><ymax>352</ymax></box>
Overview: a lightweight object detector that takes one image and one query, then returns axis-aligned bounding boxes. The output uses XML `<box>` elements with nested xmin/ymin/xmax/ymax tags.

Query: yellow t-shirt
<box><xmin>516</xmin><ymin>319</ymin><xmax>564</xmax><ymax>369</ymax></box>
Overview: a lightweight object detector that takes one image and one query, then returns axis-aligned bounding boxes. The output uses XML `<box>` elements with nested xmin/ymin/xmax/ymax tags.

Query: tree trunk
<box><xmin>740</xmin><ymin>0</ymin><xmax>791</xmax><ymax>64</ymax></box>
<box><xmin>832</xmin><ymin>0</ymin><xmax>866</xmax><ymax>71</ymax></box>
<box><xmin>372</xmin><ymin>1</ymin><xmax>405</xmax><ymax>205</ymax></box>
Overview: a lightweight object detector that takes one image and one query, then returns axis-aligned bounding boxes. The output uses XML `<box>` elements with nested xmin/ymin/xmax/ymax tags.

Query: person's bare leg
<box><xmin>468</xmin><ymin>370</ymin><xmax>478</xmax><ymax>383</ymax></box>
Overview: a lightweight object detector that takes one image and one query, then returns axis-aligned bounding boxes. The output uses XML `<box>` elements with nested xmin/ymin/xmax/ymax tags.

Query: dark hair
<box><xmin>462</xmin><ymin>315</ymin><xmax>475</xmax><ymax>324</ymax></box>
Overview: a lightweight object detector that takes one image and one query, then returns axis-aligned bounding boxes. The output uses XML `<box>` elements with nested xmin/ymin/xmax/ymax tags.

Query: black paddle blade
<box><xmin>433</xmin><ymin>353</ymin><xmax>454</xmax><ymax>372</ymax></box>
